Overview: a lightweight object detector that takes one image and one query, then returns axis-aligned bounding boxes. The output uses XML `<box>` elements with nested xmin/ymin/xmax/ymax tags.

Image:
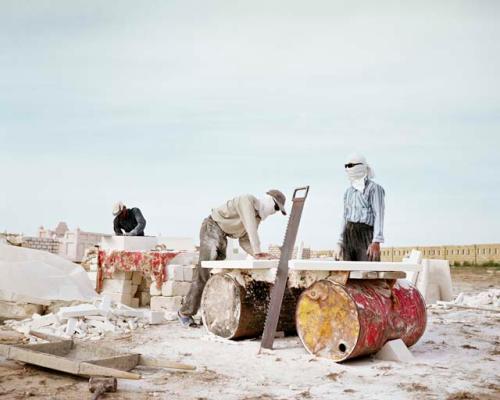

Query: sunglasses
<box><xmin>345</xmin><ymin>162</ymin><xmax>363</xmax><ymax>169</ymax></box>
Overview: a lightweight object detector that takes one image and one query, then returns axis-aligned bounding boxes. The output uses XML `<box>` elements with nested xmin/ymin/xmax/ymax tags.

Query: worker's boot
<box><xmin>177</xmin><ymin>311</ymin><xmax>198</xmax><ymax>328</ymax></box>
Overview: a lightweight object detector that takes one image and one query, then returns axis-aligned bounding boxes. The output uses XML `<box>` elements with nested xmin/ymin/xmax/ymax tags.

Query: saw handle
<box><xmin>293</xmin><ymin>186</ymin><xmax>310</xmax><ymax>201</ymax></box>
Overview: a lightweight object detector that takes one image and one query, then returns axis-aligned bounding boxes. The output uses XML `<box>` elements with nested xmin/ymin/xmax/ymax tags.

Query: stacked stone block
<box><xmin>150</xmin><ymin>264</ymin><xmax>194</xmax><ymax>320</ymax></box>
<box><xmin>99</xmin><ymin>271</ymin><xmax>145</xmax><ymax>308</ymax></box>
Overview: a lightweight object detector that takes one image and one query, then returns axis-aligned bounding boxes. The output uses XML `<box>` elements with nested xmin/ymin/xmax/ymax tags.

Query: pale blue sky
<box><xmin>1</xmin><ymin>1</ymin><xmax>499</xmax><ymax>248</ymax></box>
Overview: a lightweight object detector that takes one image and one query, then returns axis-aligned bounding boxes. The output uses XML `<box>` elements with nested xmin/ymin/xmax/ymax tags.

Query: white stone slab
<box><xmin>58</xmin><ymin>304</ymin><xmax>101</xmax><ymax>319</ymax></box>
<box><xmin>161</xmin><ymin>281</ymin><xmax>191</xmax><ymax>297</ymax></box>
<box><xmin>167</xmin><ymin>264</ymin><xmax>184</xmax><ymax>281</ymax></box>
<box><xmin>201</xmin><ymin>260</ymin><xmax>279</xmax><ymax>269</ymax></box>
<box><xmin>99</xmin><ymin>236</ymin><xmax>158</xmax><ymax>252</ymax></box>
<box><xmin>375</xmin><ymin>339</ymin><xmax>415</xmax><ymax>362</ymax></box>
<box><xmin>157</xmin><ymin>237</ymin><xmax>196</xmax><ymax>251</ymax></box>
<box><xmin>288</xmin><ymin>259</ymin><xmax>421</xmax><ymax>272</ymax></box>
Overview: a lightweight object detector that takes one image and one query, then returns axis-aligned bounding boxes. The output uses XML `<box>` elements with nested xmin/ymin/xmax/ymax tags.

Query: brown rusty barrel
<box><xmin>296</xmin><ymin>279</ymin><xmax>427</xmax><ymax>362</ymax></box>
<box><xmin>201</xmin><ymin>273</ymin><xmax>299</xmax><ymax>339</ymax></box>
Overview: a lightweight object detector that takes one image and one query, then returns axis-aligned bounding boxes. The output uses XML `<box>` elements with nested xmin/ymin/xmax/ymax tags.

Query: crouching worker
<box><xmin>112</xmin><ymin>201</ymin><xmax>146</xmax><ymax>236</ymax></box>
<box><xmin>178</xmin><ymin>190</ymin><xmax>287</xmax><ymax>327</ymax></box>
<box><xmin>336</xmin><ymin>154</ymin><xmax>385</xmax><ymax>262</ymax></box>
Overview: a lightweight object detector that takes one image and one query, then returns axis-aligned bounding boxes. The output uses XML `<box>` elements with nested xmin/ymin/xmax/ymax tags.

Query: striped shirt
<box><xmin>339</xmin><ymin>179</ymin><xmax>385</xmax><ymax>243</ymax></box>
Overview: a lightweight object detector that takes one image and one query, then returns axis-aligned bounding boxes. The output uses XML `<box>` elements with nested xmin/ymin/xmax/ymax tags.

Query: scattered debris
<box><xmin>429</xmin><ymin>289</ymin><xmax>500</xmax><ymax>312</ymax></box>
<box><xmin>3</xmin><ymin>297</ymin><xmax>165</xmax><ymax>342</ymax></box>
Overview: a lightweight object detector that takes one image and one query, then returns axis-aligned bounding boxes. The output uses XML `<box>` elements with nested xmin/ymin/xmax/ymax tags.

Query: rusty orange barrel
<box><xmin>296</xmin><ymin>279</ymin><xmax>426</xmax><ymax>361</ymax></box>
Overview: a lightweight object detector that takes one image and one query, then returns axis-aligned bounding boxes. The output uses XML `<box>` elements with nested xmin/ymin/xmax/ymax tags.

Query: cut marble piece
<box><xmin>99</xmin><ymin>236</ymin><xmax>158</xmax><ymax>252</ymax></box>
<box><xmin>288</xmin><ymin>259</ymin><xmax>421</xmax><ymax>272</ymax></box>
<box><xmin>201</xmin><ymin>260</ymin><xmax>279</xmax><ymax>269</ymax></box>
<box><xmin>375</xmin><ymin>339</ymin><xmax>415</xmax><ymax>362</ymax></box>
<box><xmin>161</xmin><ymin>281</ymin><xmax>191</xmax><ymax>297</ymax></box>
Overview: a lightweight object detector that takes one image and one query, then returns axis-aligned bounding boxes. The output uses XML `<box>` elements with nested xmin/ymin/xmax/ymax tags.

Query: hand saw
<box><xmin>260</xmin><ymin>186</ymin><xmax>310</xmax><ymax>350</ymax></box>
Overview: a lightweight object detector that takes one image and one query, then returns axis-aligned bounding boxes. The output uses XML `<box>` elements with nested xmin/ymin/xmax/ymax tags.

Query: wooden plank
<box><xmin>78</xmin><ymin>362</ymin><xmax>141</xmax><ymax>379</ymax></box>
<box><xmin>139</xmin><ymin>356</ymin><xmax>196</xmax><ymax>371</ymax></box>
<box><xmin>2</xmin><ymin>343</ymin><xmax>141</xmax><ymax>379</ymax></box>
<box><xmin>201</xmin><ymin>260</ymin><xmax>278</xmax><ymax>269</ymax></box>
<box><xmin>88</xmin><ymin>354</ymin><xmax>140</xmax><ymax>371</ymax></box>
<box><xmin>288</xmin><ymin>259</ymin><xmax>421</xmax><ymax>272</ymax></box>
<box><xmin>20</xmin><ymin>340</ymin><xmax>73</xmax><ymax>357</ymax></box>
<box><xmin>8</xmin><ymin>346</ymin><xmax>81</xmax><ymax>375</ymax></box>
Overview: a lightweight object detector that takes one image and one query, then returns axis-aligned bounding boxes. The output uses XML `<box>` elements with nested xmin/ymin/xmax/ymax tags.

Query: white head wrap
<box><xmin>256</xmin><ymin>195</ymin><xmax>277</xmax><ymax>221</ymax></box>
<box><xmin>345</xmin><ymin>153</ymin><xmax>375</xmax><ymax>192</ymax></box>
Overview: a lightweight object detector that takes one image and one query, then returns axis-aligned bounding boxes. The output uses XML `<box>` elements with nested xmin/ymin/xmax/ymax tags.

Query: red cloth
<box><xmin>97</xmin><ymin>250</ymin><xmax>179</xmax><ymax>292</ymax></box>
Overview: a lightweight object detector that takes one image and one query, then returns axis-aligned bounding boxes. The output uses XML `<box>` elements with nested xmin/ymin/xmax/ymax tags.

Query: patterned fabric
<box><xmin>97</xmin><ymin>250</ymin><xmax>179</xmax><ymax>292</ymax></box>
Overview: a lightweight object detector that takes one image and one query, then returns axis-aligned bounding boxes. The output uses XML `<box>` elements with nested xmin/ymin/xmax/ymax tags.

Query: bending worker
<box><xmin>178</xmin><ymin>190</ymin><xmax>287</xmax><ymax>327</ymax></box>
<box><xmin>337</xmin><ymin>154</ymin><xmax>385</xmax><ymax>261</ymax></box>
<box><xmin>112</xmin><ymin>201</ymin><xmax>146</xmax><ymax>236</ymax></box>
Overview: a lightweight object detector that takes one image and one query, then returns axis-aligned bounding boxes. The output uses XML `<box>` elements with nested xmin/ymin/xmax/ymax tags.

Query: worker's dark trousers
<box><xmin>180</xmin><ymin>217</ymin><xmax>227</xmax><ymax>317</ymax></box>
<box><xmin>341</xmin><ymin>222</ymin><xmax>379</xmax><ymax>261</ymax></box>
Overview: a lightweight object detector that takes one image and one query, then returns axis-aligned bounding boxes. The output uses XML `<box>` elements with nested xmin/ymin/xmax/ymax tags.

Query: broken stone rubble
<box><xmin>3</xmin><ymin>296</ymin><xmax>165</xmax><ymax>342</ymax></box>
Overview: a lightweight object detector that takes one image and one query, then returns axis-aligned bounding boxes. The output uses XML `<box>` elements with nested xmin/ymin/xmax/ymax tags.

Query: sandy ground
<box><xmin>0</xmin><ymin>267</ymin><xmax>499</xmax><ymax>400</ymax></box>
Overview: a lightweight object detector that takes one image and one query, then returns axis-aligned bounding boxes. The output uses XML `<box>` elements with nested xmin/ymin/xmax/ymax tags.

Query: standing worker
<box><xmin>112</xmin><ymin>201</ymin><xmax>147</xmax><ymax>236</ymax></box>
<box><xmin>178</xmin><ymin>190</ymin><xmax>287</xmax><ymax>327</ymax></box>
<box><xmin>336</xmin><ymin>154</ymin><xmax>385</xmax><ymax>261</ymax></box>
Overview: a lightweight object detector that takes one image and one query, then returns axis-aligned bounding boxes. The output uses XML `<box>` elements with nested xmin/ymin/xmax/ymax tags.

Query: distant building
<box><xmin>267</xmin><ymin>242</ymin><xmax>499</xmax><ymax>266</ymax></box>
<box><xmin>39</xmin><ymin>222</ymin><xmax>109</xmax><ymax>262</ymax></box>
<box><xmin>268</xmin><ymin>244</ymin><xmax>313</xmax><ymax>259</ymax></box>
<box><xmin>381</xmin><ymin>243</ymin><xmax>500</xmax><ymax>265</ymax></box>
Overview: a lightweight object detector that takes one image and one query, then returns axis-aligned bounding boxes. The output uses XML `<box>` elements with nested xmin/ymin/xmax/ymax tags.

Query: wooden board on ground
<box><xmin>0</xmin><ymin>340</ymin><xmax>141</xmax><ymax>379</ymax></box>
<box><xmin>289</xmin><ymin>259</ymin><xmax>421</xmax><ymax>272</ymax></box>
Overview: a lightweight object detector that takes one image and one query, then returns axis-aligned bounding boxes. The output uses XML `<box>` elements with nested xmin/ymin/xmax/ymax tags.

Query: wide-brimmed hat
<box><xmin>112</xmin><ymin>201</ymin><xmax>125</xmax><ymax>216</ymax></box>
<box><xmin>266</xmin><ymin>189</ymin><xmax>287</xmax><ymax>215</ymax></box>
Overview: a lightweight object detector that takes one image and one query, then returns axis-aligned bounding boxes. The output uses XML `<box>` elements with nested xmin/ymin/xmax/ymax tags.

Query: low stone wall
<box><xmin>21</xmin><ymin>236</ymin><xmax>60</xmax><ymax>254</ymax></box>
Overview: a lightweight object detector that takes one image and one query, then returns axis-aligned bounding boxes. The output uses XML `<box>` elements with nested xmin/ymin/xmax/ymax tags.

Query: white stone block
<box><xmin>150</xmin><ymin>284</ymin><xmax>162</xmax><ymax>296</ymax></box>
<box><xmin>100</xmin><ymin>236</ymin><xmax>158</xmax><ymax>252</ymax></box>
<box><xmin>150</xmin><ymin>296</ymin><xmax>183</xmax><ymax>312</ymax></box>
<box><xmin>146</xmin><ymin>310</ymin><xmax>164</xmax><ymax>324</ymax></box>
<box><xmin>157</xmin><ymin>237</ymin><xmax>196</xmax><ymax>252</ymax></box>
<box><xmin>167</xmin><ymin>264</ymin><xmax>184</xmax><ymax>281</ymax></box>
<box><xmin>132</xmin><ymin>272</ymin><xmax>143</xmax><ymax>285</ymax></box>
<box><xmin>113</xmin><ymin>309</ymin><xmax>145</xmax><ymax>318</ymax></box>
<box><xmin>30</xmin><ymin>313</ymin><xmax>60</xmax><ymax>330</ymax></box>
<box><xmin>375</xmin><ymin>339</ymin><xmax>415</xmax><ymax>362</ymax></box>
<box><xmin>101</xmin><ymin>279</ymin><xmax>134</xmax><ymax>294</ymax></box>
<box><xmin>161</xmin><ymin>281</ymin><xmax>191</xmax><ymax>297</ymax></box>
<box><xmin>65</xmin><ymin>318</ymin><xmax>78</xmax><ymax>336</ymax></box>
<box><xmin>58</xmin><ymin>304</ymin><xmax>100</xmax><ymax>319</ymax></box>
<box><xmin>183</xmin><ymin>266</ymin><xmax>194</xmax><ymax>282</ymax></box>
<box><xmin>105</xmin><ymin>292</ymin><xmax>133</xmax><ymax>306</ymax></box>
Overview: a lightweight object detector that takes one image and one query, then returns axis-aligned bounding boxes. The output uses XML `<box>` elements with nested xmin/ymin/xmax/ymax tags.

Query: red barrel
<box><xmin>295</xmin><ymin>279</ymin><xmax>427</xmax><ymax>361</ymax></box>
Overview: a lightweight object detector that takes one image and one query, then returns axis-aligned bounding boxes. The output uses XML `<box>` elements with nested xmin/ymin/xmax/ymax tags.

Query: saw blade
<box><xmin>260</xmin><ymin>186</ymin><xmax>309</xmax><ymax>350</ymax></box>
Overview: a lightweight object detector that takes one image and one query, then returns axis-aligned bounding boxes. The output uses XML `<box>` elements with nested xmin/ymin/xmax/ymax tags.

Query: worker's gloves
<box><xmin>366</xmin><ymin>242</ymin><xmax>381</xmax><ymax>262</ymax></box>
<box><xmin>334</xmin><ymin>243</ymin><xmax>343</xmax><ymax>261</ymax></box>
